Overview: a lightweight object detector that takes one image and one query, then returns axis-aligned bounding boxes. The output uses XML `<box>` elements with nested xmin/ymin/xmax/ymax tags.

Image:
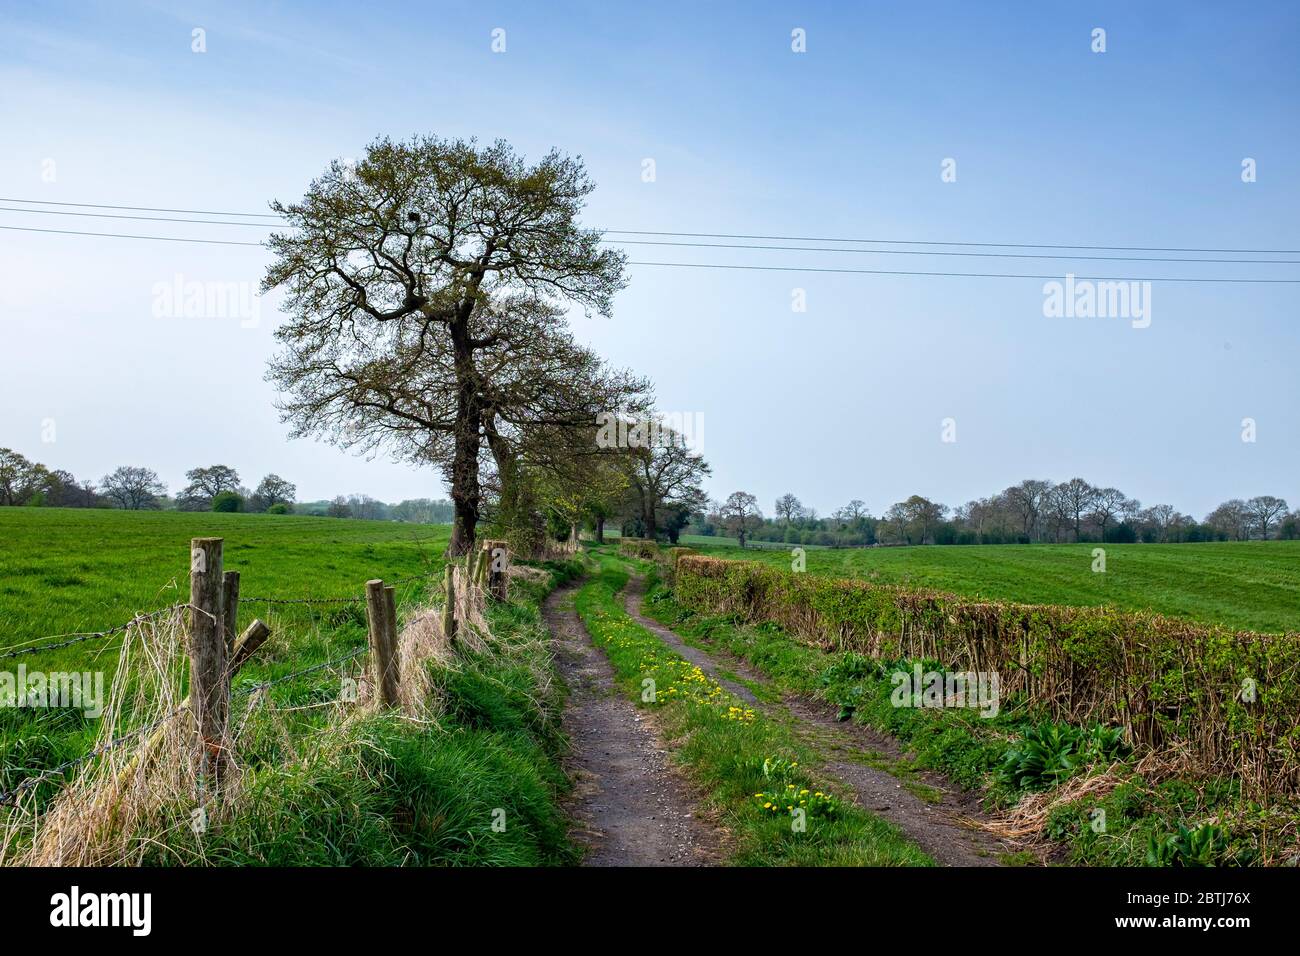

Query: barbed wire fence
<box><xmin>0</xmin><ymin>538</ymin><xmax>480</xmax><ymax>817</ymax></box>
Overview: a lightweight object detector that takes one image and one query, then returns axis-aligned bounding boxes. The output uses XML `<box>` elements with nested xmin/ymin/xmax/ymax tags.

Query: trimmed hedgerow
<box><xmin>674</xmin><ymin>555</ymin><xmax>1300</xmax><ymax>799</ymax></box>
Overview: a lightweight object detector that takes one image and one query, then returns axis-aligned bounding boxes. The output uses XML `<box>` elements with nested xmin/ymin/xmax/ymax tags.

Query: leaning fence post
<box><xmin>222</xmin><ymin>570</ymin><xmax>240</xmax><ymax>650</ymax></box>
<box><xmin>189</xmin><ymin>537</ymin><xmax>230</xmax><ymax>786</ymax></box>
<box><xmin>365</xmin><ymin>579</ymin><xmax>398</xmax><ymax>708</ymax></box>
<box><xmin>441</xmin><ymin>565</ymin><xmax>457</xmax><ymax>643</ymax></box>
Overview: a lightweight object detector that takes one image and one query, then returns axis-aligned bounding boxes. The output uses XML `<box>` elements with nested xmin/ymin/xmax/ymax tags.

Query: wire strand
<box><xmin>606</xmin><ymin>238</ymin><xmax>1300</xmax><ymax>265</ymax></box>
<box><xmin>1</xmin><ymin>197</ymin><xmax>1295</xmax><ymax>255</ymax></box>
<box><xmin>2</xmin><ymin>223</ymin><xmax>1294</xmax><ymax>282</ymax></box>
<box><xmin>624</xmin><ymin>260</ymin><xmax>1300</xmax><ymax>284</ymax></box>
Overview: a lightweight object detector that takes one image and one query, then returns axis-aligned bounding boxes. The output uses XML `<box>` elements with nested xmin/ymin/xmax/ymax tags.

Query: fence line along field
<box><xmin>685</xmin><ymin>539</ymin><xmax>1300</xmax><ymax>634</ymax></box>
<box><xmin>0</xmin><ymin>508</ymin><xmax>447</xmax><ymax>660</ymax></box>
<box><xmin>0</xmin><ymin>508</ymin><xmax>449</xmax><ymax>817</ymax></box>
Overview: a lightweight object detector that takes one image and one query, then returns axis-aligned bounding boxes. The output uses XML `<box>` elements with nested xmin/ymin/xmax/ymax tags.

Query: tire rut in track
<box><xmin>623</xmin><ymin>574</ymin><xmax>1028</xmax><ymax>867</ymax></box>
<box><xmin>543</xmin><ymin>580</ymin><xmax>725</xmax><ymax>867</ymax></box>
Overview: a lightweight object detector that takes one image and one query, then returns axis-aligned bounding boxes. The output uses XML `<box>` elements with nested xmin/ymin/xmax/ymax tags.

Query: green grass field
<box><xmin>0</xmin><ymin>503</ymin><xmax>580</xmax><ymax>864</ymax></box>
<box><xmin>683</xmin><ymin>539</ymin><xmax>1300</xmax><ymax>634</ymax></box>
<box><xmin>1</xmin><ymin>507</ymin><xmax>452</xmax><ymax>814</ymax></box>
<box><xmin>0</xmin><ymin>508</ymin><xmax>589</xmax><ymax>867</ymax></box>
<box><xmin>0</xmin><ymin>508</ymin><xmax>448</xmax><ymax>662</ymax></box>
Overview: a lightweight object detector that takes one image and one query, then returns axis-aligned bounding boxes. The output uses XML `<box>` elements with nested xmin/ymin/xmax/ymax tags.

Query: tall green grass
<box><xmin>0</xmin><ymin>509</ymin><xmax>449</xmax><ymax>806</ymax></box>
<box><xmin>5</xmin><ymin>556</ymin><xmax>584</xmax><ymax>867</ymax></box>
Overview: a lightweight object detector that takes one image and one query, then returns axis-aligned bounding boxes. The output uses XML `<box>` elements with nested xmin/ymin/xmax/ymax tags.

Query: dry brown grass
<box><xmin>1</xmin><ymin>554</ymin><xmax>505</xmax><ymax>867</ymax></box>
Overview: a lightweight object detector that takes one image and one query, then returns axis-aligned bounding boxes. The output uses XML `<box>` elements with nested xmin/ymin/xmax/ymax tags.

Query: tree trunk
<box><xmin>448</xmin><ymin>326</ymin><xmax>481</xmax><ymax>557</ymax></box>
<box><xmin>595</xmin><ymin>516</ymin><xmax>605</xmax><ymax>543</ymax></box>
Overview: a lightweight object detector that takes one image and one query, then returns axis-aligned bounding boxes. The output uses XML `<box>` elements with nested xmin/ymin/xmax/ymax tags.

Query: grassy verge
<box><xmin>642</xmin><ymin>574</ymin><xmax>1283</xmax><ymax>867</ymax></box>
<box><xmin>574</xmin><ymin>553</ymin><xmax>931</xmax><ymax>866</ymax></box>
<box><xmin>5</xmin><ymin>560</ymin><xmax>584</xmax><ymax>867</ymax></box>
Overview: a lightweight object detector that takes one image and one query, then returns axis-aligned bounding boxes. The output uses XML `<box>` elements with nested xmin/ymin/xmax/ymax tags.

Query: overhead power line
<box><xmin>605</xmin><ymin>239</ymin><xmax>1299</xmax><ymax>265</ymax></box>
<box><xmin>0</xmin><ymin>205</ymin><xmax>282</xmax><ymax>228</ymax></box>
<box><xmin>604</xmin><ymin>229</ymin><xmax>1300</xmax><ymax>256</ymax></box>
<box><xmin>0</xmin><ymin>197</ymin><xmax>282</xmax><ymax>219</ymax></box>
<box><xmin>3</xmin><ymin>213</ymin><xmax>1297</xmax><ymax>282</ymax></box>
<box><xmin>1</xmin><ymin>196</ymin><xmax>1296</xmax><ymax>255</ymax></box>
<box><xmin>3</xmin><ymin>207</ymin><xmax>1293</xmax><ymax>263</ymax></box>
<box><xmin>0</xmin><ymin>224</ymin><xmax>265</xmax><ymax>247</ymax></box>
<box><xmin>2</xmin><ymin>223</ymin><xmax>1296</xmax><ymax>282</ymax></box>
<box><xmin>625</xmin><ymin>260</ymin><xmax>1300</xmax><ymax>284</ymax></box>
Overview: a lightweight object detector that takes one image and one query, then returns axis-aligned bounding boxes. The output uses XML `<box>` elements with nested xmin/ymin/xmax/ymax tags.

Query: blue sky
<box><xmin>0</xmin><ymin>0</ymin><xmax>1296</xmax><ymax>518</ymax></box>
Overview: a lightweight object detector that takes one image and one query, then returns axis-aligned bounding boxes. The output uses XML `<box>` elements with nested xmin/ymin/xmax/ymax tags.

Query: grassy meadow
<box><xmin>0</xmin><ymin>508</ymin><xmax>448</xmax><ymax>662</ymax></box>
<box><xmin>682</xmin><ymin>539</ymin><xmax>1300</xmax><ymax>634</ymax></box>
<box><xmin>0</xmin><ymin>507</ymin><xmax>451</xmax><ymax>820</ymax></box>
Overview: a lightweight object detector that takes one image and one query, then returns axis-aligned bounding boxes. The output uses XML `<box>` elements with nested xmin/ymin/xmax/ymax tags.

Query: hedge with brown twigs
<box><xmin>674</xmin><ymin>554</ymin><xmax>1300</xmax><ymax>799</ymax></box>
<box><xmin>617</xmin><ymin>538</ymin><xmax>659</xmax><ymax>559</ymax></box>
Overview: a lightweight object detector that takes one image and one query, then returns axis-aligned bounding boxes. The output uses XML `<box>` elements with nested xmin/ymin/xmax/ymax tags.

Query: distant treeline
<box><xmin>0</xmin><ymin>448</ymin><xmax>453</xmax><ymax>524</ymax></box>
<box><xmin>691</xmin><ymin>479</ymin><xmax>1297</xmax><ymax>547</ymax></box>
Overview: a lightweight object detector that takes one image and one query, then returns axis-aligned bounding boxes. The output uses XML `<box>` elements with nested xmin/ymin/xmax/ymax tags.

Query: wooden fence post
<box><xmin>382</xmin><ymin>584</ymin><xmax>401</xmax><ymax>701</ymax></box>
<box><xmin>441</xmin><ymin>565</ymin><xmax>457</xmax><ymax>643</ymax></box>
<box><xmin>222</xmin><ymin>570</ymin><xmax>240</xmax><ymax>650</ymax></box>
<box><xmin>189</xmin><ymin>537</ymin><xmax>230</xmax><ymax>785</ymax></box>
<box><xmin>483</xmin><ymin>539</ymin><xmax>509</xmax><ymax>601</ymax></box>
<box><xmin>365</xmin><ymin>579</ymin><xmax>399</xmax><ymax>708</ymax></box>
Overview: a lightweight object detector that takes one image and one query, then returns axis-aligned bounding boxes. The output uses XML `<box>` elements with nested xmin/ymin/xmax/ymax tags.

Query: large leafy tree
<box><xmin>251</xmin><ymin>474</ymin><xmax>297</xmax><ymax>512</ymax></box>
<box><xmin>0</xmin><ymin>449</ymin><xmax>50</xmax><ymax>506</ymax></box>
<box><xmin>179</xmin><ymin>464</ymin><xmax>241</xmax><ymax>510</ymax></box>
<box><xmin>1247</xmin><ymin>495</ymin><xmax>1289</xmax><ymax>539</ymax></box>
<box><xmin>624</xmin><ymin>426</ymin><xmax>710</xmax><ymax>540</ymax></box>
<box><xmin>264</xmin><ymin>135</ymin><xmax>626</xmax><ymax>554</ymax></box>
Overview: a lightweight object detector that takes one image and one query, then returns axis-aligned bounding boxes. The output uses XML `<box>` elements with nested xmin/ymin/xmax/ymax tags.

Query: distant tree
<box><xmin>1142</xmin><ymin>504</ymin><xmax>1180</xmax><ymax>543</ymax></box>
<box><xmin>100</xmin><ymin>466</ymin><xmax>166</xmax><ymax>510</ymax></box>
<box><xmin>327</xmin><ymin>495</ymin><xmax>352</xmax><ymax>518</ymax></box>
<box><xmin>1205</xmin><ymin>499</ymin><xmax>1252</xmax><ymax>541</ymax></box>
<box><xmin>78</xmin><ymin>479</ymin><xmax>100</xmax><ymax>508</ymax></box>
<box><xmin>346</xmin><ymin>495</ymin><xmax>388</xmax><ymax>521</ymax></box>
<box><xmin>179</xmin><ymin>464</ymin><xmax>241</xmax><ymax>510</ymax></box>
<box><xmin>774</xmin><ymin>493</ymin><xmax>804</xmax><ymax>526</ymax></box>
<box><xmin>43</xmin><ymin>469</ymin><xmax>83</xmax><ymax>508</ymax></box>
<box><xmin>625</xmin><ymin>428</ymin><xmax>710</xmax><ymax>540</ymax></box>
<box><xmin>212</xmin><ymin>491</ymin><xmax>244</xmax><ymax>513</ymax></box>
<box><xmin>1041</xmin><ymin>485</ymin><xmax>1072</xmax><ymax>543</ymax></box>
<box><xmin>720</xmin><ymin>491</ymin><xmax>763</xmax><ymax>548</ymax></box>
<box><xmin>266</xmin><ymin>502</ymin><xmax>290</xmax><ymax>515</ymax></box>
<box><xmin>881</xmin><ymin>501</ymin><xmax>910</xmax><ymax>544</ymax></box>
<box><xmin>1090</xmin><ymin>487</ymin><xmax>1129</xmax><ymax>543</ymax></box>
<box><xmin>1004</xmin><ymin>479</ymin><xmax>1053</xmax><ymax>540</ymax></box>
<box><xmin>835</xmin><ymin>499</ymin><xmax>869</xmax><ymax>522</ymax></box>
<box><xmin>1057</xmin><ymin>477</ymin><xmax>1098</xmax><ymax>542</ymax></box>
<box><xmin>902</xmin><ymin>495</ymin><xmax>948</xmax><ymax>544</ymax></box>
<box><xmin>1247</xmin><ymin>495</ymin><xmax>1289</xmax><ymax>539</ymax></box>
<box><xmin>250</xmin><ymin>474</ymin><xmax>297</xmax><ymax>512</ymax></box>
<box><xmin>0</xmin><ymin>448</ymin><xmax>51</xmax><ymax>506</ymax></box>
<box><xmin>659</xmin><ymin>501</ymin><xmax>697</xmax><ymax>545</ymax></box>
<box><xmin>390</xmin><ymin>499</ymin><xmax>455</xmax><ymax>524</ymax></box>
